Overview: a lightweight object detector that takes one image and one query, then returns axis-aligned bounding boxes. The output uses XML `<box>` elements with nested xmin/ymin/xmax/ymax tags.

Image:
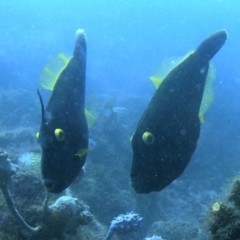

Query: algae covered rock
<box><xmin>228</xmin><ymin>179</ymin><xmax>240</xmax><ymax>208</ymax></box>
<box><xmin>42</xmin><ymin>196</ymin><xmax>93</xmax><ymax>237</ymax></box>
<box><xmin>149</xmin><ymin>220</ymin><xmax>205</xmax><ymax>240</ymax></box>
<box><xmin>207</xmin><ymin>178</ymin><xmax>240</xmax><ymax>240</ymax></box>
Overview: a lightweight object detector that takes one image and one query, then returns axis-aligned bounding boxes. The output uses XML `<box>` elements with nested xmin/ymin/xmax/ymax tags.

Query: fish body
<box><xmin>130</xmin><ymin>30</ymin><xmax>227</xmax><ymax>193</ymax></box>
<box><xmin>37</xmin><ymin>29</ymin><xmax>88</xmax><ymax>193</ymax></box>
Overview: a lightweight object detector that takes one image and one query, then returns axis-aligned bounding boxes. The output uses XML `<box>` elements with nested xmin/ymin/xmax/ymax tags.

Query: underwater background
<box><xmin>1</xmin><ymin>0</ymin><xmax>240</xmax><ymax>239</ymax></box>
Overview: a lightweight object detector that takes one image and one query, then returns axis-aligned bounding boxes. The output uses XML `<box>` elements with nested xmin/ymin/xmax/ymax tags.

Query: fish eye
<box><xmin>142</xmin><ymin>131</ymin><xmax>154</xmax><ymax>145</ymax></box>
<box><xmin>54</xmin><ymin>128</ymin><xmax>65</xmax><ymax>141</ymax></box>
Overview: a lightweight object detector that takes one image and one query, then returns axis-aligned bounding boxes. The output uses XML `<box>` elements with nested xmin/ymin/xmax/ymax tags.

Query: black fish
<box><xmin>130</xmin><ymin>30</ymin><xmax>227</xmax><ymax>194</ymax></box>
<box><xmin>37</xmin><ymin>29</ymin><xmax>88</xmax><ymax>193</ymax></box>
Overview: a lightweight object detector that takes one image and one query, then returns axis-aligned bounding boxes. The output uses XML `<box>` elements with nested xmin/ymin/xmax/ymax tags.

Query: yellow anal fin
<box><xmin>198</xmin><ymin>63</ymin><xmax>216</xmax><ymax>123</ymax></box>
<box><xmin>85</xmin><ymin>108</ymin><xmax>96</xmax><ymax>128</ymax></box>
<box><xmin>39</xmin><ymin>53</ymin><xmax>71</xmax><ymax>90</ymax></box>
<box><xmin>75</xmin><ymin>148</ymin><xmax>91</xmax><ymax>159</ymax></box>
<box><xmin>198</xmin><ymin>113</ymin><xmax>205</xmax><ymax>123</ymax></box>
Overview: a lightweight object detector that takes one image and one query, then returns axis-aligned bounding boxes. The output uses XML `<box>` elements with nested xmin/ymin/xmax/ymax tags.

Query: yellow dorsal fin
<box><xmin>149</xmin><ymin>76</ymin><xmax>164</xmax><ymax>89</ymax></box>
<box><xmin>149</xmin><ymin>51</ymin><xmax>215</xmax><ymax>123</ymax></box>
<box><xmin>149</xmin><ymin>51</ymin><xmax>193</xmax><ymax>89</ymax></box>
<box><xmin>198</xmin><ymin>63</ymin><xmax>216</xmax><ymax>123</ymax></box>
<box><xmin>39</xmin><ymin>53</ymin><xmax>71</xmax><ymax>90</ymax></box>
<box><xmin>85</xmin><ymin>109</ymin><xmax>96</xmax><ymax>128</ymax></box>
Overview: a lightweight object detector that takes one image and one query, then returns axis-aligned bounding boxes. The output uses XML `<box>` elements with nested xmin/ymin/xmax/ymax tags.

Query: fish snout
<box><xmin>43</xmin><ymin>179</ymin><xmax>55</xmax><ymax>191</ymax></box>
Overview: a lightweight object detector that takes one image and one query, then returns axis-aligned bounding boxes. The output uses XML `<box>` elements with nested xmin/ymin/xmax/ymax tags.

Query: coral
<box><xmin>0</xmin><ymin>148</ymin><xmax>17</xmax><ymax>186</ymax></box>
<box><xmin>1</xmin><ymin>92</ymin><xmax>225</xmax><ymax>239</ymax></box>
<box><xmin>207</xmin><ymin>178</ymin><xmax>240</xmax><ymax>240</ymax></box>
<box><xmin>228</xmin><ymin>179</ymin><xmax>240</xmax><ymax>208</ymax></box>
<box><xmin>0</xmin><ymin>88</ymin><xmax>39</xmax><ymax>129</ymax></box>
<box><xmin>17</xmin><ymin>152</ymin><xmax>41</xmax><ymax>177</ymax></box>
<box><xmin>211</xmin><ymin>202</ymin><xmax>221</xmax><ymax>213</ymax></box>
<box><xmin>76</xmin><ymin>219</ymin><xmax>113</xmax><ymax>240</ymax></box>
<box><xmin>0</xmin><ymin>148</ymin><xmax>99</xmax><ymax>240</ymax></box>
<box><xmin>0</xmin><ymin>127</ymin><xmax>37</xmax><ymax>149</ymax></box>
<box><xmin>104</xmin><ymin>212</ymin><xmax>142</xmax><ymax>240</ymax></box>
<box><xmin>0</xmin><ymin>148</ymin><xmax>40</xmax><ymax>234</ymax></box>
<box><xmin>149</xmin><ymin>220</ymin><xmax>205</xmax><ymax>240</ymax></box>
<box><xmin>208</xmin><ymin>202</ymin><xmax>236</xmax><ymax>238</ymax></box>
<box><xmin>144</xmin><ymin>235</ymin><xmax>163</xmax><ymax>240</ymax></box>
<box><xmin>74</xmin><ymin>156</ymin><xmax>137</xmax><ymax>225</ymax></box>
<box><xmin>41</xmin><ymin>196</ymin><xmax>93</xmax><ymax>238</ymax></box>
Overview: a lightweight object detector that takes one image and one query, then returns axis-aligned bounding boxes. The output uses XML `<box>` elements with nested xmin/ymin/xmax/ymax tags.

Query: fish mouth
<box><xmin>130</xmin><ymin>172</ymin><xmax>150</xmax><ymax>194</ymax></box>
<box><xmin>131</xmin><ymin>176</ymin><xmax>161</xmax><ymax>194</ymax></box>
<box><xmin>43</xmin><ymin>179</ymin><xmax>55</xmax><ymax>191</ymax></box>
<box><xmin>131</xmin><ymin>166</ymin><xmax>161</xmax><ymax>194</ymax></box>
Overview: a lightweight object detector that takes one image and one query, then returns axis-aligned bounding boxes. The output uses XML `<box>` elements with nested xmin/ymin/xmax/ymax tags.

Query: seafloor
<box><xmin>1</xmin><ymin>84</ymin><xmax>240</xmax><ymax>240</ymax></box>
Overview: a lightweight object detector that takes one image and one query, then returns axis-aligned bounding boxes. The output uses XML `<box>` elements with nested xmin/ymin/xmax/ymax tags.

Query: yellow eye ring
<box><xmin>54</xmin><ymin>128</ymin><xmax>65</xmax><ymax>141</ymax></box>
<box><xmin>142</xmin><ymin>131</ymin><xmax>154</xmax><ymax>145</ymax></box>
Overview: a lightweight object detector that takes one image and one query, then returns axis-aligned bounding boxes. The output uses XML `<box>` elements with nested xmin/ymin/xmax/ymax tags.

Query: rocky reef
<box><xmin>0</xmin><ymin>148</ymin><xmax>103</xmax><ymax>240</ymax></box>
<box><xmin>0</xmin><ymin>91</ymin><xmax>231</xmax><ymax>240</ymax></box>
<box><xmin>147</xmin><ymin>219</ymin><xmax>207</xmax><ymax>240</ymax></box>
<box><xmin>0</xmin><ymin>88</ymin><xmax>39</xmax><ymax>129</ymax></box>
<box><xmin>207</xmin><ymin>177</ymin><xmax>240</xmax><ymax>240</ymax></box>
<box><xmin>104</xmin><ymin>212</ymin><xmax>142</xmax><ymax>240</ymax></box>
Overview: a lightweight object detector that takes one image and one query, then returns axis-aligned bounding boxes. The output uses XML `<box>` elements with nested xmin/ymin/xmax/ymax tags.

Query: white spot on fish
<box><xmin>179</xmin><ymin>128</ymin><xmax>186</xmax><ymax>136</ymax></box>
<box><xmin>200</xmin><ymin>67</ymin><xmax>206</xmax><ymax>74</ymax></box>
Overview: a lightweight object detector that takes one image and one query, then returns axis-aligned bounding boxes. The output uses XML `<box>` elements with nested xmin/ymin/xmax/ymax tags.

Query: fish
<box><xmin>36</xmin><ymin>29</ymin><xmax>88</xmax><ymax>193</ymax></box>
<box><xmin>130</xmin><ymin>30</ymin><xmax>227</xmax><ymax>194</ymax></box>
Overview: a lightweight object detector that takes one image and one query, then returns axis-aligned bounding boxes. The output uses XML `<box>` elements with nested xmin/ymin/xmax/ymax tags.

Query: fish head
<box><xmin>130</xmin><ymin>130</ymin><xmax>160</xmax><ymax>193</ymax></box>
<box><xmin>36</xmin><ymin>90</ymin><xmax>87</xmax><ymax>193</ymax></box>
<box><xmin>130</xmin><ymin>128</ymin><xmax>181</xmax><ymax>194</ymax></box>
<box><xmin>37</xmin><ymin>122</ymin><xmax>87</xmax><ymax>193</ymax></box>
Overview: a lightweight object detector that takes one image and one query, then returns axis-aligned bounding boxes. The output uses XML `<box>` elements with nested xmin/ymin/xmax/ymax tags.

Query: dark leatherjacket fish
<box><xmin>37</xmin><ymin>29</ymin><xmax>88</xmax><ymax>193</ymax></box>
<box><xmin>130</xmin><ymin>30</ymin><xmax>227</xmax><ymax>194</ymax></box>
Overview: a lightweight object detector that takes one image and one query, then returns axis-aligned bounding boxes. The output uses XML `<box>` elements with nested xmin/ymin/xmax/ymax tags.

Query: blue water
<box><xmin>1</xmin><ymin>0</ymin><xmax>239</xmax><ymax>164</ymax></box>
<box><xmin>1</xmin><ymin>0</ymin><xmax>239</xmax><ymax>94</ymax></box>
<box><xmin>1</xmin><ymin>0</ymin><xmax>240</xmax><ymax>238</ymax></box>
